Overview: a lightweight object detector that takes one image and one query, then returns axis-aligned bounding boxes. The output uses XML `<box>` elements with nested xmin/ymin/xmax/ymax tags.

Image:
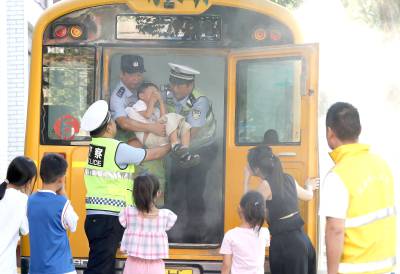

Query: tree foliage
<box><xmin>270</xmin><ymin>0</ymin><xmax>302</xmax><ymax>9</ymax></box>
<box><xmin>341</xmin><ymin>0</ymin><xmax>400</xmax><ymax>31</ymax></box>
<box><xmin>270</xmin><ymin>0</ymin><xmax>400</xmax><ymax>31</ymax></box>
<box><xmin>149</xmin><ymin>0</ymin><xmax>208</xmax><ymax>7</ymax></box>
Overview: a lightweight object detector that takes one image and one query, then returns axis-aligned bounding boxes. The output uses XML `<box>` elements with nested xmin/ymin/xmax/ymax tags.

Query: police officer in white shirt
<box><xmin>163</xmin><ymin>63</ymin><xmax>218</xmax><ymax>243</ymax></box>
<box><xmin>81</xmin><ymin>100</ymin><xmax>169</xmax><ymax>274</ymax></box>
<box><xmin>109</xmin><ymin>55</ymin><xmax>166</xmax><ymax>142</ymax></box>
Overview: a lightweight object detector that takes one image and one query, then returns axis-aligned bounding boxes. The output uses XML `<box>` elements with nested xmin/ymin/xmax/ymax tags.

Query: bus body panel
<box><xmin>23</xmin><ymin>0</ymin><xmax>319</xmax><ymax>272</ymax></box>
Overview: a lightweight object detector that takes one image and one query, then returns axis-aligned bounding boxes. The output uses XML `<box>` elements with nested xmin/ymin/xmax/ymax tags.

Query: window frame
<box><xmin>234</xmin><ymin>56</ymin><xmax>305</xmax><ymax>146</ymax></box>
<box><xmin>40</xmin><ymin>45</ymin><xmax>97</xmax><ymax>146</ymax></box>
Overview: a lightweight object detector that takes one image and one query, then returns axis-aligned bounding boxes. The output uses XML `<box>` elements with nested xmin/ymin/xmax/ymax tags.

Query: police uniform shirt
<box><xmin>115</xmin><ymin>143</ymin><xmax>146</xmax><ymax>169</ymax></box>
<box><xmin>110</xmin><ymin>81</ymin><xmax>138</xmax><ymax>120</ymax></box>
<box><xmin>168</xmin><ymin>92</ymin><xmax>210</xmax><ymax>128</ymax></box>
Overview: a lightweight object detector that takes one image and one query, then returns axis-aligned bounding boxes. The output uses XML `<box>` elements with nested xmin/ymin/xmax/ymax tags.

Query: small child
<box><xmin>0</xmin><ymin>156</ymin><xmax>37</xmax><ymax>274</ymax></box>
<box><xmin>119</xmin><ymin>174</ymin><xmax>177</xmax><ymax>274</ymax></box>
<box><xmin>125</xmin><ymin>82</ymin><xmax>200</xmax><ymax>168</ymax></box>
<box><xmin>27</xmin><ymin>154</ymin><xmax>78</xmax><ymax>274</ymax></box>
<box><xmin>220</xmin><ymin>191</ymin><xmax>270</xmax><ymax>274</ymax></box>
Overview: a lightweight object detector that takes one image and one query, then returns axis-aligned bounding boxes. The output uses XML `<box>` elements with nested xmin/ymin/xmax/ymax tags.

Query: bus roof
<box><xmin>33</xmin><ymin>0</ymin><xmax>302</xmax><ymax>45</ymax></box>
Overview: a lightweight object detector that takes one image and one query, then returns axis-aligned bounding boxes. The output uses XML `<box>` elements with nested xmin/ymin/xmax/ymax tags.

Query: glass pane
<box><xmin>107</xmin><ymin>50</ymin><xmax>225</xmax><ymax>244</ymax></box>
<box><xmin>41</xmin><ymin>46</ymin><xmax>96</xmax><ymax>145</ymax></box>
<box><xmin>236</xmin><ymin>57</ymin><xmax>303</xmax><ymax>145</ymax></box>
<box><xmin>116</xmin><ymin>15</ymin><xmax>222</xmax><ymax>41</ymax></box>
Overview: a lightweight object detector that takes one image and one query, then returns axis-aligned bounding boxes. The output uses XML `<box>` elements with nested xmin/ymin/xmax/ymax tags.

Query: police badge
<box><xmin>192</xmin><ymin>109</ymin><xmax>201</xmax><ymax>120</ymax></box>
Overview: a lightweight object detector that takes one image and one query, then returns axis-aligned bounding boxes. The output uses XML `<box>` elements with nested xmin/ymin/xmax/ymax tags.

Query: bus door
<box><xmin>102</xmin><ymin>47</ymin><xmax>227</xmax><ymax>249</ymax></box>
<box><xmin>225</xmin><ymin>44</ymin><xmax>319</xmax><ymax>245</ymax></box>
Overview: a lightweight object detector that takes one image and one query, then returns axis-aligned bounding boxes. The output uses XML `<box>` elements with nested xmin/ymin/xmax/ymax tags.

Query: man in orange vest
<box><xmin>320</xmin><ymin>102</ymin><xmax>397</xmax><ymax>274</ymax></box>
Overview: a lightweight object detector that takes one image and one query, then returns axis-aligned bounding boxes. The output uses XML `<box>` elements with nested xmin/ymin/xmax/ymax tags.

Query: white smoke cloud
<box><xmin>294</xmin><ymin>0</ymin><xmax>400</xmax><ymax>272</ymax></box>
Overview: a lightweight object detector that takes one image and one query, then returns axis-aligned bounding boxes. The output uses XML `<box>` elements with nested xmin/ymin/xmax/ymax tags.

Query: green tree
<box><xmin>149</xmin><ymin>0</ymin><xmax>208</xmax><ymax>7</ymax></box>
<box><xmin>341</xmin><ymin>0</ymin><xmax>400</xmax><ymax>31</ymax></box>
<box><xmin>270</xmin><ymin>0</ymin><xmax>303</xmax><ymax>8</ymax></box>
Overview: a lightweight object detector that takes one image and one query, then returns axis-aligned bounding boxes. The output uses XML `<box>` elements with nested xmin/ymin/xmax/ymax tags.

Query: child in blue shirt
<box><xmin>27</xmin><ymin>153</ymin><xmax>78</xmax><ymax>274</ymax></box>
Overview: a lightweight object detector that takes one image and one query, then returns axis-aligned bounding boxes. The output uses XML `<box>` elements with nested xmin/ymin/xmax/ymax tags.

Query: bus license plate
<box><xmin>165</xmin><ymin>268</ymin><xmax>194</xmax><ymax>274</ymax></box>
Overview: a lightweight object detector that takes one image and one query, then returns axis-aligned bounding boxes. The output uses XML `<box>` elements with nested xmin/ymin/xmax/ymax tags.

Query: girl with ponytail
<box><xmin>119</xmin><ymin>173</ymin><xmax>177</xmax><ymax>274</ymax></box>
<box><xmin>220</xmin><ymin>191</ymin><xmax>270</xmax><ymax>274</ymax></box>
<box><xmin>246</xmin><ymin>145</ymin><xmax>318</xmax><ymax>274</ymax></box>
<box><xmin>0</xmin><ymin>156</ymin><xmax>37</xmax><ymax>274</ymax></box>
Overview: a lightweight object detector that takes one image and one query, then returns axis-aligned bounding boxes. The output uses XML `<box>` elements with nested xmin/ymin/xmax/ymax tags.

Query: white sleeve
<box><xmin>20</xmin><ymin>215</ymin><xmax>29</xmax><ymax>236</ymax></box>
<box><xmin>132</xmin><ymin>100</ymin><xmax>147</xmax><ymax>112</ymax></box>
<box><xmin>62</xmin><ymin>200</ymin><xmax>79</xmax><ymax>232</ymax></box>
<box><xmin>260</xmin><ymin>227</ymin><xmax>270</xmax><ymax>247</ymax></box>
<box><xmin>20</xmin><ymin>197</ymin><xmax>29</xmax><ymax>235</ymax></box>
<box><xmin>319</xmin><ymin>171</ymin><xmax>349</xmax><ymax>219</ymax></box>
<box><xmin>219</xmin><ymin>230</ymin><xmax>233</xmax><ymax>255</ymax></box>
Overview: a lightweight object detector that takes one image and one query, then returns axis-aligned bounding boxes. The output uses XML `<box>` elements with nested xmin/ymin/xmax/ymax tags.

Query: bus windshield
<box><xmin>106</xmin><ymin>49</ymin><xmax>226</xmax><ymax>244</ymax></box>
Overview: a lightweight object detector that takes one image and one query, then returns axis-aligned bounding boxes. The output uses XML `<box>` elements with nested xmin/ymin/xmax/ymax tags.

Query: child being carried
<box><xmin>125</xmin><ymin>82</ymin><xmax>200</xmax><ymax>168</ymax></box>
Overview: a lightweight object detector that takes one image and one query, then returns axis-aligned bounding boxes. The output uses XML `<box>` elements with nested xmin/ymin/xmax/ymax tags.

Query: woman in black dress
<box><xmin>245</xmin><ymin>145</ymin><xmax>318</xmax><ymax>274</ymax></box>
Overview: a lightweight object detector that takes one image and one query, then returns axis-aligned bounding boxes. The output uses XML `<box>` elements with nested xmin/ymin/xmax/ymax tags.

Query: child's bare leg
<box><xmin>127</xmin><ymin>138</ymin><xmax>144</xmax><ymax>148</ymax></box>
<box><xmin>181</xmin><ymin>130</ymin><xmax>191</xmax><ymax>148</ymax></box>
<box><xmin>169</xmin><ymin>129</ymin><xmax>179</xmax><ymax>147</ymax></box>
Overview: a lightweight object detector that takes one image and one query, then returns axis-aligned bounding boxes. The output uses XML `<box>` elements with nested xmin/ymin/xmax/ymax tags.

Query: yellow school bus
<box><xmin>22</xmin><ymin>0</ymin><xmax>319</xmax><ymax>273</ymax></box>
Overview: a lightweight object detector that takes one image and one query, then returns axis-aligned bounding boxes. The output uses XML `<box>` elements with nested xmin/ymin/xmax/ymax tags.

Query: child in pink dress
<box><xmin>220</xmin><ymin>191</ymin><xmax>270</xmax><ymax>274</ymax></box>
<box><xmin>119</xmin><ymin>174</ymin><xmax>177</xmax><ymax>274</ymax></box>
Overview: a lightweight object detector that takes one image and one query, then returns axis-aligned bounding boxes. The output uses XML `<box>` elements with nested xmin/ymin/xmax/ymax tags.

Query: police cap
<box><xmin>169</xmin><ymin>63</ymin><xmax>200</xmax><ymax>81</ymax></box>
<box><xmin>121</xmin><ymin>55</ymin><xmax>145</xmax><ymax>74</ymax></box>
<box><xmin>80</xmin><ymin>100</ymin><xmax>111</xmax><ymax>132</ymax></box>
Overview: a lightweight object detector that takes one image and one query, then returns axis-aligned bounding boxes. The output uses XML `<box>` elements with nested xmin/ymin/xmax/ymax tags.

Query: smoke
<box><xmin>293</xmin><ymin>0</ymin><xmax>400</xmax><ymax>272</ymax></box>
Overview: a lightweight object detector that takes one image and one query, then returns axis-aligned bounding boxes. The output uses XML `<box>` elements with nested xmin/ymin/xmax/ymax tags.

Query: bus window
<box><xmin>236</xmin><ymin>57</ymin><xmax>303</xmax><ymax>145</ymax></box>
<box><xmin>41</xmin><ymin>46</ymin><xmax>96</xmax><ymax>145</ymax></box>
<box><xmin>105</xmin><ymin>50</ymin><xmax>226</xmax><ymax>244</ymax></box>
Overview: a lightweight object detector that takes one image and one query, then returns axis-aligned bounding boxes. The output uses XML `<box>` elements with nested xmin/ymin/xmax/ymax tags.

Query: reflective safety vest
<box><xmin>329</xmin><ymin>144</ymin><xmax>397</xmax><ymax>274</ymax></box>
<box><xmin>166</xmin><ymin>88</ymin><xmax>216</xmax><ymax>148</ymax></box>
<box><xmin>84</xmin><ymin>137</ymin><xmax>136</xmax><ymax>213</ymax></box>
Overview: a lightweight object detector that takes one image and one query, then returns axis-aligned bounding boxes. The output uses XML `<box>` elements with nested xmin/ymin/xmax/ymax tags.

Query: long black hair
<box><xmin>247</xmin><ymin>145</ymin><xmax>286</xmax><ymax>197</ymax></box>
<box><xmin>133</xmin><ymin>173</ymin><xmax>160</xmax><ymax>213</ymax></box>
<box><xmin>0</xmin><ymin>156</ymin><xmax>37</xmax><ymax>200</ymax></box>
<box><xmin>240</xmin><ymin>191</ymin><xmax>266</xmax><ymax>232</ymax></box>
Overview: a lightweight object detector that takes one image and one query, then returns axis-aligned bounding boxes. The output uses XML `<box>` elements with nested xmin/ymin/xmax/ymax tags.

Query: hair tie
<box><xmin>4</xmin><ymin>179</ymin><xmax>9</xmax><ymax>184</ymax></box>
<box><xmin>254</xmin><ymin>201</ymin><xmax>259</xmax><ymax>206</ymax></box>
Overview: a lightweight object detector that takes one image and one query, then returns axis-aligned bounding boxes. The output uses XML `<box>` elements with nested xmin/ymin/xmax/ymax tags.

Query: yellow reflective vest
<box><xmin>329</xmin><ymin>144</ymin><xmax>396</xmax><ymax>274</ymax></box>
<box><xmin>84</xmin><ymin>137</ymin><xmax>136</xmax><ymax>213</ymax></box>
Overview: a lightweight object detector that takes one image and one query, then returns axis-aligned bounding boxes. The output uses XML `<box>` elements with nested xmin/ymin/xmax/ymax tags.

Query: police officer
<box><xmin>164</xmin><ymin>63</ymin><xmax>217</xmax><ymax>243</ymax></box>
<box><xmin>80</xmin><ymin>100</ymin><xmax>169</xmax><ymax>274</ymax></box>
<box><xmin>109</xmin><ymin>54</ymin><xmax>165</xmax><ymax>142</ymax></box>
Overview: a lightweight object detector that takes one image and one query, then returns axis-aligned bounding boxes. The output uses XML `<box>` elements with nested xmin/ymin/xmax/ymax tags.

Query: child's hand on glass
<box><xmin>305</xmin><ymin>177</ymin><xmax>319</xmax><ymax>191</ymax></box>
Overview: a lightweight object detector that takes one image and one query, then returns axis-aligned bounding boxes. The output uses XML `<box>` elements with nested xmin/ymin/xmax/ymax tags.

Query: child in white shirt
<box><xmin>220</xmin><ymin>191</ymin><xmax>270</xmax><ymax>274</ymax></box>
<box><xmin>125</xmin><ymin>82</ymin><xmax>199</xmax><ymax>168</ymax></box>
<box><xmin>0</xmin><ymin>156</ymin><xmax>37</xmax><ymax>274</ymax></box>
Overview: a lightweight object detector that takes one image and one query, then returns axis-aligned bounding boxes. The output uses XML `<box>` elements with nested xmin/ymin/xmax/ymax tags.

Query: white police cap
<box><xmin>80</xmin><ymin>100</ymin><xmax>111</xmax><ymax>132</ymax></box>
<box><xmin>168</xmin><ymin>63</ymin><xmax>200</xmax><ymax>81</ymax></box>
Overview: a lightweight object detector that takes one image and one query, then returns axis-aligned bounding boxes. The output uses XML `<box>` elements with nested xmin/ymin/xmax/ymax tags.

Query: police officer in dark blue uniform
<box><xmin>164</xmin><ymin>63</ymin><xmax>218</xmax><ymax>243</ymax></box>
<box><xmin>110</xmin><ymin>55</ymin><xmax>165</xmax><ymax>142</ymax></box>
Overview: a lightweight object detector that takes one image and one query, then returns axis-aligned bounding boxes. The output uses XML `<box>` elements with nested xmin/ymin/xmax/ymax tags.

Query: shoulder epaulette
<box><xmin>116</xmin><ymin>86</ymin><xmax>125</xmax><ymax>98</ymax></box>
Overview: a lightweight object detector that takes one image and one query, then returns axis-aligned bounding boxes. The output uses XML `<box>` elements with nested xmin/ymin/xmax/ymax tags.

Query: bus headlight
<box><xmin>70</xmin><ymin>25</ymin><xmax>84</xmax><ymax>39</ymax></box>
<box><xmin>54</xmin><ymin>25</ymin><xmax>68</xmax><ymax>39</ymax></box>
<box><xmin>270</xmin><ymin>30</ymin><xmax>282</xmax><ymax>41</ymax></box>
<box><xmin>253</xmin><ymin>27</ymin><xmax>267</xmax><ymax>41</ymax></box>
